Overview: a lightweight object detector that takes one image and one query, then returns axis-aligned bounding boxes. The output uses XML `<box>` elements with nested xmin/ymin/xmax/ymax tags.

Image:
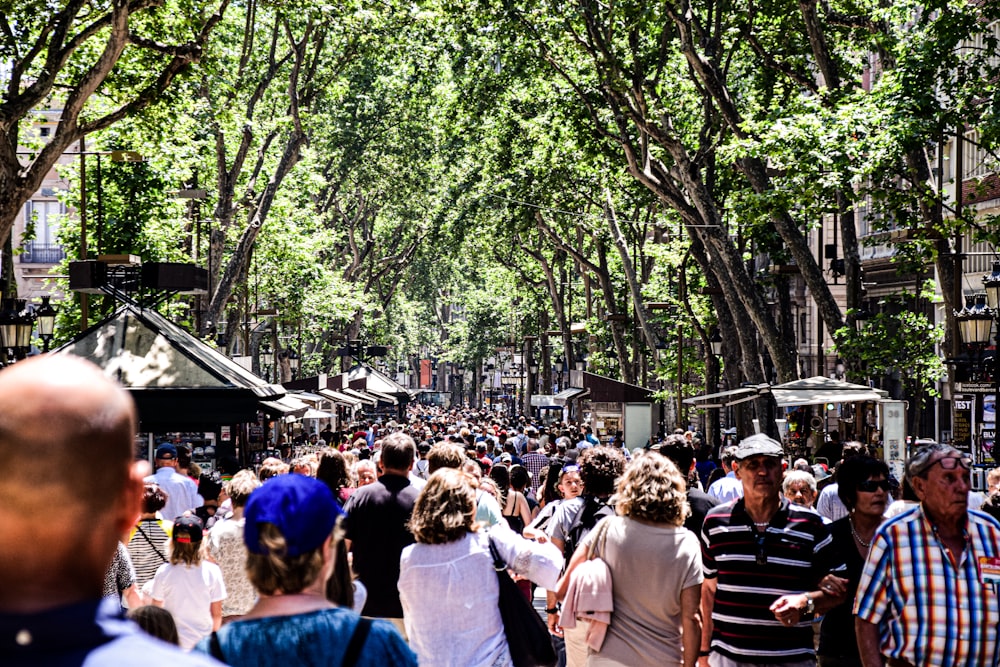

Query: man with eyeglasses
<box><xmin>700</xmin><ymin>434</ymin><xmax>846</xmax><ymax>667</ymax></box>
<box><xmin>855</xmin><ymin>442</ymin><xmax>1000</xmax><ymax>667</ymax></box>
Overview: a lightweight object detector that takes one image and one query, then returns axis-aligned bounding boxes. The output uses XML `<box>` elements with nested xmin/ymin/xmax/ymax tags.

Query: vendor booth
<box><xmin>55</xmin><ymin>302</ymin><xmax>307</xmax><ymax>468</ymax></box>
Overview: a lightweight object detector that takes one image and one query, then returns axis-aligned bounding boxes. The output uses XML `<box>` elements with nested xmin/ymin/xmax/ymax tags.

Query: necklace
<box><xmin>849</xmin><ymin>517</ymin><xmax>872</xmax><ymax>548</ymax></box>
<box><xmin>753</xmin><ymin>521</ymin><xmax>770</xmax><ymax>531</ymax></box>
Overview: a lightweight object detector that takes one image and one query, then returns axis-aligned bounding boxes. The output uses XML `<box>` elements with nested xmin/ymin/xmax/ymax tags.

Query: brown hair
<box><xmin>127</xmin><ymin>605</ymin><xmax>179</xmax><ymax>645</ymax></box>
<box><xmin>614</xmin><ymin>454</ymin><xmax>689</xmax><ymax>526</ymax></box>
<box><xmin>142</xmin><ymin>483</ymin><xmax>168</xmax><ymax>514</ymax></box>
<box><xmin>427</xmin><ymin>443</ymin><xmax>467</xmax><ymax>474</ymax></box>
<box><xmin>245</xmin><ymin>523</ymin><xmax>329</xmax><ymax>595</ymax></box>
<box><xmin>168</xmin><ymin>536</ymin><xmax>203</xmax><ymax>567</ymax></box>
<box><xmin>409</xmin><ymin>469</ymin><xmax>478</xmax><ymax>545</ymax></box>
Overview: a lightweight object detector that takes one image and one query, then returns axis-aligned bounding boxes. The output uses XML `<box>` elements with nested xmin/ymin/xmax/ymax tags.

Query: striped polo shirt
<box><xmin>854</xmin><ymin>506</ymin><xmax>1000</xmax><ymax>667</ymax></box>
<box><xmin>701</xmin><ymin>497</ymin><xmax>845</xmax><ymax>663</ymax></box>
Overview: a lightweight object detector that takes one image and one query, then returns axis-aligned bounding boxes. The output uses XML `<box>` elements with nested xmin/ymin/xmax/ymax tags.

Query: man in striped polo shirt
<box><xmin>855</xmin><ymin>442</ymin><xmax>1000</xmax><ymax>667</ymax></box>
<box><xmin>700</xmin><ymin>434</ymin><xmax>846</xmax><ymax>667</ymax></box>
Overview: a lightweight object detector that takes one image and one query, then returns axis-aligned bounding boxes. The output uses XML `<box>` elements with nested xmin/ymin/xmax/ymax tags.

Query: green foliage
<box><xmin>833</xmin><ymin>303</ymin><xmax>946</xmax><ymax>407</ymax></box>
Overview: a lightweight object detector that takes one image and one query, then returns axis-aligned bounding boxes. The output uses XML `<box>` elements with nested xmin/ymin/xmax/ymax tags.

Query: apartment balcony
<box><xmin>20</xmin><ymin>241</ymin><xmax>66</xmax><ymax>264</ymax></box>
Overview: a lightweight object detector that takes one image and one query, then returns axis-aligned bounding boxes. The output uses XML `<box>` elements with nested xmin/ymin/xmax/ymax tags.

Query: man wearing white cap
<box><xmin>699</xmin><ymin>434</ymin><xmax>846</xmax><ymax>667</ymax></box>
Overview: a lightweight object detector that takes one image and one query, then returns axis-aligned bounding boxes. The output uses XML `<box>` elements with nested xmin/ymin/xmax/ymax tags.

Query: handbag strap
<box><xmin>488</xmin><ymin>534</ymin><xmax>506</xmax><ymax>571</ymax></box>
<box><xmin>136</xmin><ymin>522</ymin><xmax>168</xmax><ymax>563</ymax></box>
<box><xmin>209</xmin><ymin>631</ymin><xmax>226</xmax><ymax>662</ymax></box>
<box><xmin>585</xmin><ymin>516</ymin><xmax>611</xmax><ymax>561</ymax></box>
<box><xmin>342</xmin><ymin>617</ymin><xmax>372</xmax><ymax>667</ymax></box>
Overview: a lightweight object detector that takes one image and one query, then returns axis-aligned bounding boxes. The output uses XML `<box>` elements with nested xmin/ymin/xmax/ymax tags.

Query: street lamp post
<box><xmin>35</xmin><ymin>296</ymin><xmax>58</xmax><ymax>352</ymax></box>
<box><xmin>983</xmin><ymin>261</ymin><xmax>1000</xmax><ymax>436</ymax></box>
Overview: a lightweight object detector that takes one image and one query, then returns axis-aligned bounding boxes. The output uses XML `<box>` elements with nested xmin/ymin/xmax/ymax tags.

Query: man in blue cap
<box><xmin>145</xmin><ymin>442</ymin><xmax>202</xmax><ymax>522</ymax></box>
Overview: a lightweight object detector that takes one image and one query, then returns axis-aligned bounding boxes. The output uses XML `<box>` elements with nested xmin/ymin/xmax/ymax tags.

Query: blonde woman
<box><xmin>556</xmin><ymin>454</ymin><xmax>703</xmax><ymax>667</ymax></box>
<box><xmin>206</xmin><ymin>470</ymin><xmax>261</xmax><ymax>621</ymax></box>
<box><xmin>398</xmin><ymin>468</ymin><xmax>563</xmax><ymax>667</ymax></box>
<box><xmin>150</xmin><ymin>515</ymin><xmax>226</xmax><ymax>650</ymax></box>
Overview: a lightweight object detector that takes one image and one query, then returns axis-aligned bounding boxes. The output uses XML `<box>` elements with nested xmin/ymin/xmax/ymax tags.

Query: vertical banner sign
<box><xmin>881</xmin><ymin>400</ymin><xmax>907</xmax><ymax>484</ymax></box>
<box><xmin>953</xmin><ymin>395</ymin><xmax>974</xmax><ymax>458</ymax></box>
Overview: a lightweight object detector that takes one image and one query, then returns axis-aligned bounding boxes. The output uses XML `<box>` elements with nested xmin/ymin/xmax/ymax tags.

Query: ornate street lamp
<box><xmin>35</xmin><ymin>296</ymin><xmax>57</xmax><ymax>352</ymax></box>
<box><xmin>956</xmin><ymin>294</ymin><xmax>993</xmax><ymax>348</ymax></box>
<box><xmin>985</xmin><ymin>261</ymin><xmax>1000</xmax><ymax>311</ymax></box>
<box><xmin>0</xmin><ymin>299</ymin><xmax>19</xmax><ymax>353</ymax></box>
<box><xmin>709</xmin><ymin>328</ymin><xmax>723</xmax><ymax>357</ymax></box>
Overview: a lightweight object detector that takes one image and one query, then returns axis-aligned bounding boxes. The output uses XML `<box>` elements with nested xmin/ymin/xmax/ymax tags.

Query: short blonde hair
<box><xmin>225</xmin><ymin>469</ymin><xmax>261</xmax><ymax>508</ymax></box>
<box><xmin>409</xmin><ymin>469</ymin><xmax>478</xmax><ymax>545</ymax></box>
<box><xmin>258</xmin><ymin>457</ymin><xmax>289</xmax><ymax>481</ymax></box>
<box><xmin>614</xmin><ymin>454</ymin><xmax>689</xmax><ymax>526</ymax></box>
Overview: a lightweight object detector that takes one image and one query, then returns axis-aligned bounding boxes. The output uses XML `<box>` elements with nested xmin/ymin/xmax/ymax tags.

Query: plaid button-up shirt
<box><xmin>854</xmin><ymin>505</ymin><xmax>1000</xmax><ymax>667</ymax></box>
<box><xmin>520</xmin><ymin>451</ymin><xmax>549</xmax><ymax>496</ymax></box>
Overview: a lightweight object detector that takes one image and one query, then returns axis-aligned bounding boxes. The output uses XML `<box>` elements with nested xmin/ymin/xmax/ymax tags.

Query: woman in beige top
<box><xmin>558</xmin><ymin>453</ymin><xmax>703</xmax><ymax>667</ymax></box>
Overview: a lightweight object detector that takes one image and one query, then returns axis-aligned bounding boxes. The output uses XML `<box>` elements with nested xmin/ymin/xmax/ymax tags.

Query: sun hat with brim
<box><xmin>244</xmin><ymin>474</ymin><xmax>343</xmax><ymax>557</ymax></box>
<box><xmin>734</xmin><ymin>434</ymin><xmax>784</xmax><ymax>460</ymax></box>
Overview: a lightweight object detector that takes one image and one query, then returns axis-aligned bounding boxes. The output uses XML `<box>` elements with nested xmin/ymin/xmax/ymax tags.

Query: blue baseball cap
<box><xmin>155</xmin><ymin>443</ymin><xmax>178</xmax><ymax>459</ymax></box>
<box><xmin>244</xmin><ymin>474</ymin><xmax>343</xmax><ymax>557</ymax></box>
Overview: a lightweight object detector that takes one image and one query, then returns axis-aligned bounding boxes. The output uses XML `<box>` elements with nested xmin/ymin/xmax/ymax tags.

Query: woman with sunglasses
<box><xmin>816</xmin><ymin>455</ymin><xmax>890</xmax><ymax>667</ymax></box>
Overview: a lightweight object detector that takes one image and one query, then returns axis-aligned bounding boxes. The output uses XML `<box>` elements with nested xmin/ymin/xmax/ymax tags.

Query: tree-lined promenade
<box><xmin>3</xmin><ymin>1</ymin><xmax>998</xmax><ymax>431</ymax></box>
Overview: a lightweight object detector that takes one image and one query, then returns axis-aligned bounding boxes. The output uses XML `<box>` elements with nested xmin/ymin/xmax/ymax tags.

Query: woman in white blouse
<box><xmin>399</xmin><ymin>468</ymin><xmax>563</xmax><ymax>667</ymax></box>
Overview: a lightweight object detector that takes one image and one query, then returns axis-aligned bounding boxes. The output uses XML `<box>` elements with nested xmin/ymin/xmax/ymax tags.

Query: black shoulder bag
<box><xmin>489</xmin><ymin>536</ymin><xmax>557</xmax><ymax>667</ymax></box>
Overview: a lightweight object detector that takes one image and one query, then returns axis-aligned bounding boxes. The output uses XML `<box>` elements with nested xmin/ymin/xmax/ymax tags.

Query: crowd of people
<box><xmin>3</xmin><ymin>354</ymin><xmax>1000</xmax><ymax>667</ymax></box>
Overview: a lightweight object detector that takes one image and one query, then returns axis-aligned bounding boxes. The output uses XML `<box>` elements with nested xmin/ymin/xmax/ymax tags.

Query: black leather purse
<box><xmin>489</xmin><ymin>536</ymin><xmax>558</xmax><ymax>667</ymax></box>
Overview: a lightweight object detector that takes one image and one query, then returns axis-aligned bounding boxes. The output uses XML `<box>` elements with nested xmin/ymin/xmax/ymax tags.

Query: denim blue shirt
<box><xmin>0</xmin><ymin>597</ymin><xmax>221</xmax><ymax>667</ymax></box>
<box><xmin>196</xmin><ymin>607</ymin><xmax>416</xmax><ymax>666</ymax></box>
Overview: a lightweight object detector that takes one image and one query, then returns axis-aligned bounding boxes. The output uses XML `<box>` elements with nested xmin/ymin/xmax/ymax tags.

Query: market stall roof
<box><xmin>683</xmin><ymin>386</ymin><xmax>765</xmax><ymax>408</ymax></box>
<box><xmin>769</xmin><ymin>376</ymin><xmax>888</xmax><ymax>408</ymax></box>
<box><xmin>330</xmin><ymin>364</ymin><xmax>412</xmax><ymax>398</ymax></box>
<box><xmin>317</xmin><ymin>388</ymin><xmax>364</xmax><ymax>408</ymax></box>
<box><xmin>363</xmin><ymin>388</ymin><xmax>399</xmax><ymax>405</ymax></box>
<box><xmin>55</xmin><ymin>302</ymin><xmax>286</xmax><ymax>430</ymax></box>
<box><xmin>259</xmin><ymin>394</ymin><xmax>311</xmax><ymax>418</ymax></box>
<box><xmin>582</xmin><ymin>372</ymin><xmax>653</xmax><ymax>403</ymax></box>
<box><xmin>554</xmin><ymin>387</ymin><xmax>589</xmax><ymax>405</ymax></box>
<box><xmin>338</xmin><ymin>387</ymin><xmax>378</xmax><ymax>406</ymax></box>
<box><xmin>684</xmin><ymin>376</ymin><xmax>888</xmax><ymax>410</ymax></box>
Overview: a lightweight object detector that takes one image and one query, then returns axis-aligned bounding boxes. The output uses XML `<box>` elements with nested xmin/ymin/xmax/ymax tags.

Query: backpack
<box><xmin>562</xmin><ymin>495</ymin><xmax>615</xmax><ymax>562</ymax></box>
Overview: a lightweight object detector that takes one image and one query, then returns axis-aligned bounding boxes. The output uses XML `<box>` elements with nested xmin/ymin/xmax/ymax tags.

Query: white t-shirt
<box><xmin>150</xmin><ymin>561</ymin><xmax>226</xmax><ymax>650</ymax></box>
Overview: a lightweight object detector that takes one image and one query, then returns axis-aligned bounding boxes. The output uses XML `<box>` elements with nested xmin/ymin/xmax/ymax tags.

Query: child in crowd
<box><xmin>150</xmin><ymin>515</ymin><xmax>226</xmax><ymax>650</ymax></box>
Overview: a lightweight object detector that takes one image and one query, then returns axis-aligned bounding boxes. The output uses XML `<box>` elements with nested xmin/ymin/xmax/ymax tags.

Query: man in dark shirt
<box><xmin>652</xmin><ymin>434</ymin><xmax>718</xmax><ymax>533</ymax></box>
<box><xmin>343</xmin><ymin>431</ymin><xmax>419</xmax><ymax>635</ymax></box>
<box><xmin>699</xmin><ymin>434</ymin><xmax>846</xmax><ymax>667</ymax></box>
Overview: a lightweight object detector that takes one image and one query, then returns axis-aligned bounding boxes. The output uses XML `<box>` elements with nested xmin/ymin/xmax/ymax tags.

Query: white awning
<box><xmin>318</xmin><ymin>388</ymin><xmax>363</xmax><ymax>407</ymax></box>
<box><xmin>770</xmin><ymin>376</ymin><xmax>888</xmax><ymax>408</ymax></box>
<box><xmin>683</xmin><ymin>386</ymin><xmax>764</xmax><ymax>408</ymax></box>
<box><xmin>554</xmin><ymin>387</ymin><xmax>588</xmax><ymax>404</ymax></box>
<box><xmin>260</xmin><ymin>394</ymin><xmax>311</xmax><ymax>418</ymax></box>
<box><xmin>338</xmin><ymin>388</ymin><xmax>378</xmax><ymax>406</ymax></box>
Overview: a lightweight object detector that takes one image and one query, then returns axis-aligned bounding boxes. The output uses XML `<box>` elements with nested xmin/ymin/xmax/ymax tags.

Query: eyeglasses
<box><xmin>918</xmin><ymin>456</ymin><xmax>972</xmax><ymax>477</ymax></box>
<box><xmin>755</xmin><ymin>534</ymin><xmax>767</xmax><ymax>566</ymax></box>
<box><xmin>857</xmin><ymin>479</ymin><xmax>891</xmax><ymax>493</ymax></box>
<box><xmin>561</xmin><ymin>464</ymin><xmax>580</xmax><ymax>474</ymax></box>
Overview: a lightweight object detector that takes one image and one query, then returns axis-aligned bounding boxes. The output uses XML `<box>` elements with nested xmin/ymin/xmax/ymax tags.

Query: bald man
<box><xmin>0</xmin><ymin>355</ymin><xmax>220</xmax><ymax>666</ymax></box>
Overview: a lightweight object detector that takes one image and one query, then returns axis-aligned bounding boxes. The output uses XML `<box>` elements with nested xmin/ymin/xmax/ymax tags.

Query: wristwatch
<box><xmin>545</xmin><ymin>606</ymin><xmax>560</xmax><ymax>615</ymax></box>
<box><xmin>803</xmin><ymin>593</ymin><xmax>815</xmax><ymax>618</ymax></box>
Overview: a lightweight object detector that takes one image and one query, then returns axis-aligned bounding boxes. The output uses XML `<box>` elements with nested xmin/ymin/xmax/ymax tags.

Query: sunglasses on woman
<box><xmin>857</xmin><ymin>479</ymin><xmax>891</xmax><ymax>493</ymax></box>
